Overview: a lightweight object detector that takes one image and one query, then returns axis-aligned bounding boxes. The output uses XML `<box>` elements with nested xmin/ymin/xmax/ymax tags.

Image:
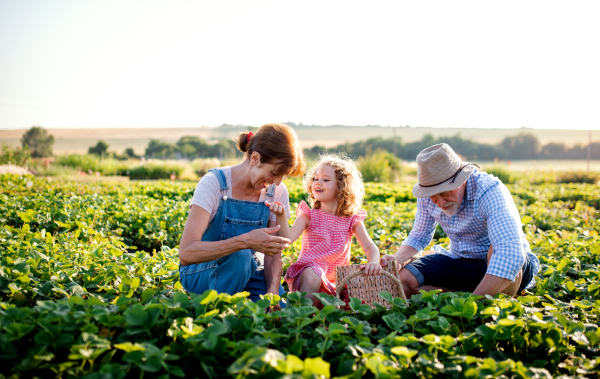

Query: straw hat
<box><xmin>412</xmin><ymin>143</ymin><xmax>478</xmax><ymax>198</ymax></box>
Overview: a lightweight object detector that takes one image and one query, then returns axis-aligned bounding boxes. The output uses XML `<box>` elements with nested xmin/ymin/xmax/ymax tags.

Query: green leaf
<box><xmin>124</xmin><ymin>303</ymin><xmax>148</xmax><ymax>326</ymax></box>
<box><xmin>565</xmin><ymin>281</ymin><xmax>576</xmax><ymax>292</ymax></box>
<box><xmin>141</xmin><ymin>288</ymin><xmax>155</xmax><ymax>303</ymax></box>
<box><xmin>18</xmin><ymin>209</ymin><xmax>36</xmax><ymax>223</ymax></box>
<box><xmin>585</xmin><ymin>331</ymin><xmax>599</xmax><ymax>347</ymax></box>
<box><xmin>313</xmin><ymin>292</ymin><xmax>345</xmax><ymax>307</ymax></box>
<box><xmin>378</xmin><ymin>291</ymin><xmax>393</xmax><ymax>303</ymax></box>
<box><xmin>173</xmin><ymin>292</ymin><xmax>190</xmax><ymax>309</ymax></box>
<box><xmin>303</xmin><ymin>357</ymin><xmax>330</xmax><ymax>378</ymax></box>
<box><xmin>114</xmin><ymin>342</ymin><xmax>146</xmax><ymax>353</ymax></box>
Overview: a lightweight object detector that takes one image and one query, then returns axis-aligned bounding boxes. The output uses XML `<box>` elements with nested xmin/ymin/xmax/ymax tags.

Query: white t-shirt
<box><xmin>190</xmin><ymin>166</ymin><xmax>291</xmax><ymax>223</ymax></box>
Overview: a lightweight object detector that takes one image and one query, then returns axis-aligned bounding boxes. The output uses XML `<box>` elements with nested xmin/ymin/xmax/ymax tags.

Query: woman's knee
<box><xmin>221</xmin><ymin>249</ymin><xmax>253</xmax><ymax>265</ymax></box>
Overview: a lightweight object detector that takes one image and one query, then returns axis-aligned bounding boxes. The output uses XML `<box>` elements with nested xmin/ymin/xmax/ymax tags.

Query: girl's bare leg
<box><xmin>299</xmin><ymin>267</ymin><xmax>322</xmax><ymax>305</ymax></box>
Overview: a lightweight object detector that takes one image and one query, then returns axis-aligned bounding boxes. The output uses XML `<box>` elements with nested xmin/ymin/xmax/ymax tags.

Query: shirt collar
<box><xmin>465</xmin><ymin>169</ymin><xmax>477</xmax><ymax>201</ymax></box>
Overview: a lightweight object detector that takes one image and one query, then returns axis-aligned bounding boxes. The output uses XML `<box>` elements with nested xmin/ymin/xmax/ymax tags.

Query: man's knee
<box><xmin>399</xmin><ymin>267</ymin><xmax>420</xmax><ymax>296</ymax></box>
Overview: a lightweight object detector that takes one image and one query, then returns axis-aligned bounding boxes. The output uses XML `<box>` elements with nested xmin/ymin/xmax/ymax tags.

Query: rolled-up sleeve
<box><xmin>478</xmin><ymin>185</ymin><xmax>526</xmax><ymax>281</ymax></box>
<box><xmin>402</xmin><ymin>198</ymin><xmax>438</xmax><ymax>252</ymax></box>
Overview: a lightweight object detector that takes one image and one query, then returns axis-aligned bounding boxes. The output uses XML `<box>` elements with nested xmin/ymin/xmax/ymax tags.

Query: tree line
<box><xmin>16</xmin><ymin>126</ymin><xmax>600</xmax><ymax>161</ymax></box>
<box><xmin>309</xmin><ymin>133</ymin><xmax>600</xmax><ymax>161</ymax></box>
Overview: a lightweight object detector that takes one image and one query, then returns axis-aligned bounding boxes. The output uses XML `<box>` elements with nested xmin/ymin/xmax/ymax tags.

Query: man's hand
<box><xmin>380</xmin><ymin>245</ymin><xmax>420</xmax><ymax>269</ymax></box>
<box><xmin>270</xmin><ymin>303</ymin><xmax>282</xmax><ymax>312</ymax></box>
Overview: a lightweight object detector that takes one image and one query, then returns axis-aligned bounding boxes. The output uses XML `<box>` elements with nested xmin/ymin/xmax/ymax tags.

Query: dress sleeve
<box><xmin>350</xmin><ymin>209</ymin><xmax>367</xmax><ymax>231</ymax></box>
<box><xmin>296</xmin><ymin>200</ymin><xmax>312</xmax><ymax>218</ymax></box>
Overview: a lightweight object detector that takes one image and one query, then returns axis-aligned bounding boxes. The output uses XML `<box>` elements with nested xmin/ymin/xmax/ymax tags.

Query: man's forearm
<box><xmin>264</xmin><ymin>254</ymin><xmax>283</xmax><ymax>294</ymax></box>
<box><xmin>394</xmin><ymin>245</ymin><xmax>420</xmax><ymax>268</ymax></box>
<box><xmin>472</xmin><ymin>274</ymin><xmax>512</xmax><ymax>296</ymax></box>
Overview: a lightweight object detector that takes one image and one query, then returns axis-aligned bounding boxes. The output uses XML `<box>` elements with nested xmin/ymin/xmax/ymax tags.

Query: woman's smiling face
<box><xmin>250</xmin><ymin>152</ymin><xmax>285</xmax><ymax>191</ymax></box>
<box><xmin>311</xmin><ymin>164</ymin><xmax>337</xmax><ymax>203</ymax></box>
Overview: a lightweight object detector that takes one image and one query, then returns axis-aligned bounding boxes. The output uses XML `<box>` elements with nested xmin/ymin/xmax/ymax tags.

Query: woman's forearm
<box><xmin>179</xmin><ymin>236</ymin><xmax>248</xmax><ymax>266</ymax></box>
<box><xmin>264</xmin><ymin>254</ymin><xmax>283</xmax><ymax>294</ymax></box>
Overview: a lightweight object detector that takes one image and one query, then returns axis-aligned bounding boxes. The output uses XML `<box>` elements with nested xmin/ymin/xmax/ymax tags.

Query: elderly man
<box><xmin>382</xmin><ymin>143</ymin><xmax>540</xmax><ymax>297</ymax></box>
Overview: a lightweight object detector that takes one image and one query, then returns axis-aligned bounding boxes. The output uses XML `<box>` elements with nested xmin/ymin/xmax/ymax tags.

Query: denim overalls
<box><xmin>179</xmin><ymin>168</ymin><xmax>285</xmax><ymax>303</ymax></box>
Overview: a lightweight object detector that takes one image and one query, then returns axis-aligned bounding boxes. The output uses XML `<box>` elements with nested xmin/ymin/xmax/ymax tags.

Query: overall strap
<box><xmin>208</xmin><ymin>168</ymin><xmax>229</xmax><ymax>192</ymax></box>
<box><xmin>266</xmin><ymin>184</ymin><xmax>276</xmax><ymax>198</ymax></box>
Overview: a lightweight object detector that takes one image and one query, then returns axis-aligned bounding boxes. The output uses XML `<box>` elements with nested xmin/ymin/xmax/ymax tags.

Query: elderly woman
<box><xmin>178</xmin><ymin>123</ymin><xmax>306</xmax><ymax>307</ymax></box>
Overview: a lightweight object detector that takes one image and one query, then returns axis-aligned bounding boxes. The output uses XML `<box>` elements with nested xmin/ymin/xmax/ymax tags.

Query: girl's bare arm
<box><xmin>353</xmin><ymin>220</ymin><xmax>382</xmax><ymax>275</ymax></box>
<box><xmin>266</xmin><ymin>201</ymin><xmax>309</xmax><ymax>244</ymax></box>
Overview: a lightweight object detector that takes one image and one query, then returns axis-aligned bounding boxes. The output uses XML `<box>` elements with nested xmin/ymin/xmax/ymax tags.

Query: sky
<box><xmin>1</xmin><ymin>1</ymin><xmax>599</xmax><ymax>130</ymax></box>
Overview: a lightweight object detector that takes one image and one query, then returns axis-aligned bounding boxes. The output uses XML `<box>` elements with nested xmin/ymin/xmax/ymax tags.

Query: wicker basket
<box><xmin>335</xmin><ymin>262</ymin><xmax>406</xmax><ymax>308</ymax></box>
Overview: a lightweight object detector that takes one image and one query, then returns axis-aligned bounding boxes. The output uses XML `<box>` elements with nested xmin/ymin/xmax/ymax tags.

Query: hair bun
<box><xmin>237</xmin><ymin>132</ymin><xmax>251</xmax><ymax>152</ymax></box>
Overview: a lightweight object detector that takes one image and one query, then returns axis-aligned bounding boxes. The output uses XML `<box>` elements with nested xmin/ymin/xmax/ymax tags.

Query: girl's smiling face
<box><xmin>311</xmin><ymin>164</ymin><xmax>337</xmax><ymax>203</ymax></box>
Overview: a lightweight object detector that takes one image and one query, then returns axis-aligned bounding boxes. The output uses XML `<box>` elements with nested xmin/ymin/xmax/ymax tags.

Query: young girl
<box><xmin>267</xmin><ymin>154</ymin><xmax>382</xmax><ymax>305</ymax></box>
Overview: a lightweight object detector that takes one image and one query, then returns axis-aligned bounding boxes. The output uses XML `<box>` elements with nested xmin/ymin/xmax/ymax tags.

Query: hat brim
<box><xmin>412</xmin><ymin>164</ymin><xmax>475</xmax><ymax>198</ymax></box>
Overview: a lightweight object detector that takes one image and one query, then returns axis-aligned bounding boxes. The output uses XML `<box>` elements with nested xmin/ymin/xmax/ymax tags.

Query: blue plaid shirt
<box><xmin>402</xmin><ymin>169</ymin><xmax>540</xmax><ymax>288</ymax></box>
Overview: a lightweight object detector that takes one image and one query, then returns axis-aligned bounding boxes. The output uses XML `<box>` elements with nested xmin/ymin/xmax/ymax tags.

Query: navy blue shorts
<box><xmin>405</xmin><ymin>253</ymin><xmax>534</xmax><ymax>294</ymax></box>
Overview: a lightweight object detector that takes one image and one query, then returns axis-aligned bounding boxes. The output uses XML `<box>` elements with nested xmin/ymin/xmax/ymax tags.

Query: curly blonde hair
<box><xmin>303</xmin><ymin>154</ymin><xmax>365</xmax><ymax>216</ymax></box>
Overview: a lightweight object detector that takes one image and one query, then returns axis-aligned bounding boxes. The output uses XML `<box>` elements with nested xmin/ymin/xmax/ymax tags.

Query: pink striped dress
<box><xmin>284</xmin><ymin>200</ymin><xmax>367</xmax><ymax>294</ymax></box>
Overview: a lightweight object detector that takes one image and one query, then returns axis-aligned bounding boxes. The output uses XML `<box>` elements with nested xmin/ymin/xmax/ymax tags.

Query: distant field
<box><xmin>0</xmin><ymin>126</ymin><xmax>594</xmax><ymax>155</ymax></box>
<box><xmin>478</xmin><ymin>160</ymin><xmax>600</xmax><ymax>172</ymax></box>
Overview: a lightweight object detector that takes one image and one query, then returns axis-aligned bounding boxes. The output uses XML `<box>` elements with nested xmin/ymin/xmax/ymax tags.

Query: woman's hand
<box><xmin>360</xmin><ymin>262</ymin><xmax>383</xmax><ymax>276</ymax></box>
<box><xmin>264</xmin><ymin>201</ymin><xmax>285</xmax><ymax>216</ymax></box>
<box><xmin>238</xmin><ymin>225</ymin><xmax>291</xmax><ymax>256</ymax></box>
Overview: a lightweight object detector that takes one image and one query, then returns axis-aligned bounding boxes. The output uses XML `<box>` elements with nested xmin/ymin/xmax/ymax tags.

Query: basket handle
<box><xmin>335</xmin><ymin>269</ymin><xmax>407</xmax><ymax>301</ymax></box>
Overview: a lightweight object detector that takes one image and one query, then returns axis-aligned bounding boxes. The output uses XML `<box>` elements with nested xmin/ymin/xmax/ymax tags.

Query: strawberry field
<box><xmin>1</xmin><ymin>174</ymin><xmax>599</xmax><ymax>378</ymax></box>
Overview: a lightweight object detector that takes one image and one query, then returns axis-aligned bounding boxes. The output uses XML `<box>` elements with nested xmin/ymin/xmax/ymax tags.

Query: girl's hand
<box><xmin>264</xmin><ymin>201</ymin><xmax>285</xmax><ymax>216</ymax></box>
<box><xmin>360</xmin><ymin>262</ymin><xmax>382</xmax><ymax>276</ymax></box>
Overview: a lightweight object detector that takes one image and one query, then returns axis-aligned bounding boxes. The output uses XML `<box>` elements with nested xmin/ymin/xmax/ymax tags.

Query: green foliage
<box><xmin>88</xmin><ymin>141</ymin><xmax>109</xmax><ymax>156</ymax></box>
<box><xmin>501</xmin><ymin>133</ymin><xmax>541</xmax><ymax>160</ymax></box>
<box><xmin>55</xmin><ymin>154</ymin><xmax>133</xmax><ymax>176</ymax></box>
<box><xmin>128</xmin><ymin>161</ymin><xmax>187</xmax><ymax>180</ymax></box>
<box><xmin>0</xmin><ymin>143</ymin><xmax>31</xmax><ymax>166</ymax></box>
<box><xmin>125</xmin><ymin>148</ymin><xmax>140</xmax><ymax>159</ymax></box>
<box><xmin>481</xmin><ymin>165</ymin><xmax>514</xmax><ymax>184</ymax></box>
<box><xmin>310</xmin><ymin>132</ymin><xmax>600</xmax><ymax>162</ymax></box>
<box><xmin>21</xmin><ymin>126</ymin><xmax>55</xmax><ymax>158</ymax></box>
<box><xmin>358</xmin><ymin>149</ymin><xmax>402</xmax><ymax>182</ymax></box>
<box><xmin>145</xmin><ymin>140</ymin><xmax>178</xmax><ymax>159</ymax></box>
<box><xmin>1</xmin><ymin>174</ymin><xmax>599</xmax><ymax>377</ymax></box>
<box><xmin>558</xmin><ymin>171</ymin><xmax>600</xmax><ymax>184</ymax></box>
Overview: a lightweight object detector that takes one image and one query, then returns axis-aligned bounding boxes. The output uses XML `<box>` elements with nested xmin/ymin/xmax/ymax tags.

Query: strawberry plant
<box><xmin>0</xmin><ymin>174</ymin><xmax>599</xmax><ymax>378</ymax></box>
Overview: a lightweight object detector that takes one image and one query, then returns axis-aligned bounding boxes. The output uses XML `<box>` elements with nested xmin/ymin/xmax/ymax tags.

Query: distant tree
<box><xmin>539</xmin><ymin>143</ymin><xmax>567</xmax><ymax>159</ymax></box>
<box><xmin>88</xmin><ymin>141</ymin><xmax>109</xmax><ymax>156</ymax></box>
<box><xmin>176</xmin><ymin>136</ymin><xmax>208</xmax><ymax>159</ymax></box>
<box><xmin>501</xmin><ymin>133</ymin><xmax>540</xmax><ymax>160</ymax></box>
<box><xmin>21</xmin><ymin>126</ymin><xmax>54</xmax><ymax>157</ymax></box>
<box><xmin>124</xmin><ymin>148</ymin><xmax>140</xmax><ymax>159</ymax></box>
<box><xmin>145</xmin><ymin>140</ymin><xmax>177</xmax><ymax>159</ymax></box>
<box><xmin>358</xmin><ymin>149</ymin><xmax>402</xmax><ymax>182</ymax></box>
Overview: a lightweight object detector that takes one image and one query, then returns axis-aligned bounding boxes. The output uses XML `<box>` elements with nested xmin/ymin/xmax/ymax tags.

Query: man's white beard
<box><xmin>440</xmin><ymin>202</ymin><xmax>460</xmax><ymax>216</ymax></box>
